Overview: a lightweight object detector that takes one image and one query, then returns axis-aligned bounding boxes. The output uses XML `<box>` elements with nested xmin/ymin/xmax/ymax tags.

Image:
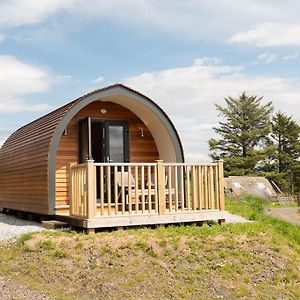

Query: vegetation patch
<box><xmin>0</xmin><ymin>196</ymin><xmax>299</xmax><ymax>299</ymax></box>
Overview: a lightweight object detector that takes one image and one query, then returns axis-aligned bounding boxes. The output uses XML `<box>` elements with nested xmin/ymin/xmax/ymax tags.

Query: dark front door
<box><xmin>79</xmin><ymin>119</ymin><xmax>129</xmax><ymax>202</ymax></box>
<box><xmin>78</xmin><ymin>117</ymin><xmax>92</xmax><ymax>163</ymax></box>
<box><xmin>106</xmin><ymin>121</ymin><xmax>130</xmax><ymax>163</ymax></box>
<box><xmin>90</xmin><ymin>121</ymin><xmax>105</xmax><ymax>163</ymax></box>
<box><xmin>79</xmin><ymin>119</ymin><xmax>129</xmax><ymax>163</ymax></box>
<box><xmin>91</xmin><ymin>120</ymin><xmax>129</xmax><ymax>163</ymax></box>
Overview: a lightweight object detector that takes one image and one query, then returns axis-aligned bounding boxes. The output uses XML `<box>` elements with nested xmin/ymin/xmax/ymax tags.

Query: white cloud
<box><xmin>1</xmin><ymin>0</ymin><xmax>300</xmax><ymax>47</ymax></box>
<box><xmin>91</xmin><ymin>76</ymin><xmax>104</xmax><ymax>84</ymax></box>
<box><xmin>0</xmin><ymin>55</ymin><xmax>50</xmax><ymax>112</ymax></box>
<box><xmin>124</xmin><ymin>58</ymin><xmax>300</xmax><ymax>162</ymax></box>
<box><xmin>0</xmin><ymin>0</ymin><xmax>75</xmax><ymax>27</ymax></box>
<box><xmin>66</xmin><ymin>1</ymin><xmax>296</xmax><ymax>41</ymax></box>
<box><xmin>194</xmin><ymin>57</ymin><xmax>222</xmax><ymax>66</ymax></box>
<box><xmin>0</xmin><ymin>99</ymin><xmax>49</xmax><ymax>113</ymax></box>
<box><xmin>57</xmin><ymin>75</ymin><xmax>73</xmax><ymax>80</ymax></box>
<box><xmin>256</xmin><ymin>52</ymin><xmax>277</xmax><ymax>64</ymax></box>
<box><xmin>229</xmin><ymin>23</ymin><xmax>300</xmax><ymax>47</ymax></box>
<box><xmin>283</xmin><ymin>53</ymin><xmax>299</xmax><ymax>61</ymax></box>
<box><xmin>0</xmin><ymin>0</ymin><xmax>297</xmax><ymax>42</ymax></box>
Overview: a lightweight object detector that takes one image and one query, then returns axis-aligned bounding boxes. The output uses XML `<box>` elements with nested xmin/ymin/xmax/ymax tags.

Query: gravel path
<box><xmin>0</xmin><ymin>213</ymin><xmax>50</xmax><ymax>299</ymax></box>
<box><xmin>0</xmin><ymin>211</ymin><xmax>249</xmax><ymax>243</ymax></box>
<box><xmin>266</xmin><ymin>207</ymin><xmax>300</xmax><ymax>225</ymax></box>
<box><xmin>0</xmin><ymin>213</ymin><xmax>45</xmax><ymax>241</ymax></box>
<box><xmin>222</xmin><ymin>211</ymin><xmax>251</xmax><ymax>223</ymax></box>
<box><xmin>206</xmin><ymin>210</ymin><xmax>251</xmax><ymax>224</ymax></box>
<box><xmin>0</xmin><ymin>276</ymin><xmax>52</xmax><ymax>300</ymax></box>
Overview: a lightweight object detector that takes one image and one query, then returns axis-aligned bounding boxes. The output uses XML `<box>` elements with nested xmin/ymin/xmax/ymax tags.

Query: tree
<box><xmin>267</xmin><ymin>112</ymin><xmax>300</xmax><ymax>192</ymax></box>
<box><xmin>271</xmin><ymin>112</ymin><xmax>300</xmax><ymax>173</ymax></box>
<box><xmin>291</xmin><ymin>163</ymin><xmax>300</xmax><ymax>194</ymax></box>
<box><xmin>209</xmin><ymin>92</ymin><xmax>273</xmax><ymax>176</ymax></box>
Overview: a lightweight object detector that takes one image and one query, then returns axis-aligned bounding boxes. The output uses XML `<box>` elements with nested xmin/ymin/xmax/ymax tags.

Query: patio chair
<box><xmin>116</xmin><ymin>171</ymin><xmax>155</xmax><ymax>204</ymax></box>
<box><xmin>147</xmin><ymin>172</ymin><xmax>175</xmax><ymax>202</ymax></box>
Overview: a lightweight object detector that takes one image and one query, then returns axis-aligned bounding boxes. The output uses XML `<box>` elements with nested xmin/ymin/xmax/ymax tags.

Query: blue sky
<box><xmin>1</xmin><ymin>0</ymin><xmax>300</xmax><ymax>161</ymax></box>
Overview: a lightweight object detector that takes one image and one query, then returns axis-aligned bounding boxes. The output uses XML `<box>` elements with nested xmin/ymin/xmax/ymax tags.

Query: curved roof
<box><xmin>2</xmin><ymin>84</ymin><xmax>183</xmax><ymax>155</ymax></box>
<box><xmin>0</xmin><ymin>84</ymin><xmax>184</xmax><ymax>214</ymax></box>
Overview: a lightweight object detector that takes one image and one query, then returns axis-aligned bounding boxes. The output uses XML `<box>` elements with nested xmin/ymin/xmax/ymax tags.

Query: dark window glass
<box><xmin>108</xmin><ymin>126</ymin><xmax>124</xmax><ymax>162</ymax></box>
<box><xmin>79</xmin><ymin>119</ymin><xmax>88</xmax><ymax>163</ymax></box>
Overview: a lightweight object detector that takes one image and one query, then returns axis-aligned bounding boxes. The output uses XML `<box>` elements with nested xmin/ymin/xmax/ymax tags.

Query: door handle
<box><xmin>107</xmin><ymin>156</ymin><xmax>114</xmax><ymax>163</ymax></box>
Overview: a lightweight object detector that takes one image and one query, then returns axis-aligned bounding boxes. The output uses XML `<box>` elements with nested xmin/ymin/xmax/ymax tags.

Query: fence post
<box><xmin>69</xmin><ymin>164</ymin><xmax>74</xmax><ymax>216</ymax></box>
<box><xmin>217</xmin><ymin>160</ymin><xmax>225</xmax><ymax>211</ymax></box>
<box><xmin>156</xmin><ymin>160</ymin><xmax>166</xmax><ymax>214</ymax></box>
<box><xmin>86</xmin><ymin>160</ymin><xmax>97</xmax><ymax>219</ymax></box>
<box><xmin>68</xmin><ymin>164</ymin><xmax>74</xmax><ymax>216</ymax></box>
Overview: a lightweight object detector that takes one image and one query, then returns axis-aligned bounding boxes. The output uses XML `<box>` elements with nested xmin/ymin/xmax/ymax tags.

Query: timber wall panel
<box><xmin>0</xmin><ymin>100</ymin><xmax>76</xmax><ymax>214</ymax></box>
<box><xmin>55</xmin><ymin>101</ymin><xmax>159</xmax><ymax>210</ymax></box>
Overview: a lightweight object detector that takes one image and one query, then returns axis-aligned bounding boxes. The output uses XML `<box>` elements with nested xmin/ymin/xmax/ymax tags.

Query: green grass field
<box><xmin>0</xmin><ymin>195</ymin><xmax>299</xmax><ymax>299</ymax></box>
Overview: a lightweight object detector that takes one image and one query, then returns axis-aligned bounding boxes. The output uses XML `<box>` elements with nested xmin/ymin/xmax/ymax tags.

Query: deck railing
<box><xmin>69</xmin><ymin>161</ymin><xmax>96</xmax><ymax>218</ymax></box>
<box><xmin>69</xmin><ymin>160</ymin><xmax>224</xmax><ymax>219</ymax></box>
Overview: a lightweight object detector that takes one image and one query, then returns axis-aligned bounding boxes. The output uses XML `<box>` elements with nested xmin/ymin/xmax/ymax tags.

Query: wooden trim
<box><xmin>86</xmin><ymin>160</ymin><xmax>97</xmax><ymax>218</ymax></box>
<box><xmin>83</xmin><ymin>211</ymin><xmax>226</xmax><ymax>229</ymax></box>
<box><xmin>164</xmin><ymin>163</ymin><xmax>217</xmax><ymax>167</ymax></box>
<box><xmin>94</xmin><ymin>162</ymin><xmax>156</xmax><ymax>166</ymax></box>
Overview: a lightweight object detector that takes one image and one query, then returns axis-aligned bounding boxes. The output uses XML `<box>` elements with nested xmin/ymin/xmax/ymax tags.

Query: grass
<box><xmin>0</xmin><ymin>195</ymin><xmax>299</xmax><ymax>299</ymax></box>
<box><xmin>226</xmin><ymin>195</ymin><xmax>300</xmax><ymax>248</ymax></box>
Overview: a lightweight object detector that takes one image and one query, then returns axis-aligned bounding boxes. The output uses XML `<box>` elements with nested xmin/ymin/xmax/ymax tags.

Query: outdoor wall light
<box><xmin>139</xmin><ymin>128</ymin><xmax>144</xmax><ymax>138</ymax></box>
<box><xmin>100</xmin><ymin>108</ymin><xmax>107</xmax><ymax>114</ymax></box>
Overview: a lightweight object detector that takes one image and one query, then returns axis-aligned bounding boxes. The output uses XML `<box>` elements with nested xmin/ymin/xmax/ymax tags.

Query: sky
<box><xmin>1</xmin><ymin>0</ymin><xmax>300</xmax><ymax>162</ymax></box>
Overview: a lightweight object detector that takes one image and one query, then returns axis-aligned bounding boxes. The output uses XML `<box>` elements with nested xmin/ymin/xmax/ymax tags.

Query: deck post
<box><xmin>216</xmin><ymin>160</ymin><xmax>225</xmax><ymax>211</ymax></box>
<box><xmin>86</xmin><ymin>160</ymin><xmax>97</xmax><ymax>219</ymax></box>
<box><xmin>156</xmin><ymin>160</ymin><xmax>166</xmax><ymax>214</ymax></box>
<box><xmin>69</xmin><ymin>164</ymin><xmax>74</xmax><ymax>216</ymax></box>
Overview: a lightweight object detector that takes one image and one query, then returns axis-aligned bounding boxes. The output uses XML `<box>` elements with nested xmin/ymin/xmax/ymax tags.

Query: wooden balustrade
<box><xmin>69</xmin><ymin>160</ymin><xmax>225</xmax><ymax>219</ymax></box>
<box><xmin>94</xmin><ymin>162</ymin><xmax>158</xmax><ymax>216</ymax></box>
<box><xmin>69</xmin><ymin>163</ymin><xmax>88</xmax><ymax>217</ymax></box>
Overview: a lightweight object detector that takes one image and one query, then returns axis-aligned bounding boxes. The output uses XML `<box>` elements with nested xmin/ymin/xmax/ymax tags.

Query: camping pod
<box><xmin>0</xmin><ymin>84</ymin><xmax>184</xmax><ymax>216</ymax></box>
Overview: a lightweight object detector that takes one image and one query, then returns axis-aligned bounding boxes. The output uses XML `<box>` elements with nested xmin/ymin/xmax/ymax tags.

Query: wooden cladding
<box><xmin>0</xmin><ymin>101</ymin><xmax>72</xmax><ymax>214</ymax></box>
<box><xmin>69</xmin><ymin>160</ymin><xmax>225</xmax><ymax>219</ymax></box>
<box><xmin>55</xmin><ymin>101</ymin><xmax>159</xmax><ymax>210</ymax></box>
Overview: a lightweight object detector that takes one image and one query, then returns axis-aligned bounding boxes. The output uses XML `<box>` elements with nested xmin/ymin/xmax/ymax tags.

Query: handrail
<box><xmin>70</xmin><ymin>163</ymin><xmax>86</xmax><ymax>169</ymax></box>
<box><xmin>94</xmin><ymin>162</ymin><xmax>157</xmax><ymax>166</ymax></box>
<box><xmin>163</xmin><ymin>163</ymin><xmax>218</xmax><ymax>167</ymax></box>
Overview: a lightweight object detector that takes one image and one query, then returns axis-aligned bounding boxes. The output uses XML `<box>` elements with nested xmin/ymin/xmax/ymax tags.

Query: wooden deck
<box><xmin>58</xmin><ymin>210</ymin><xmax>227</xmax><ymax>229</ymax></box>
<box><xmin>68</xmin><ymin>160</ymin><xmax>225</xmax><ymax>229</ymax></box>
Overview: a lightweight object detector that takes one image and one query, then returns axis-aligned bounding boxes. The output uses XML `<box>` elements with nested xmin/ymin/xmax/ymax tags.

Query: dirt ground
<box><xmin>0</xmin><ymin>199</ymin><xmax>299</xmax><ymax>300</ymax></box>
<box><xmin>0</xmin><ymin>224</ymin><xmax>299</xmax><ymax>300</ymax></box>
<box><xmin>266</xmin><ymin>207</ymin><xmax>300</xmax><ymax>225</ymax></box>
<box><xmin>0</xmin><ymin>275</ymin><xmax>52</xmax><ymax>300</ymax></box>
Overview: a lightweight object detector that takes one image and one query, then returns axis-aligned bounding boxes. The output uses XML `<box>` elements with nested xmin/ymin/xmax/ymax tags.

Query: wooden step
<box><xmin>42</xmin><ymin>220</ymin><xmax>69</xmax><ymax>229</ymax></box>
